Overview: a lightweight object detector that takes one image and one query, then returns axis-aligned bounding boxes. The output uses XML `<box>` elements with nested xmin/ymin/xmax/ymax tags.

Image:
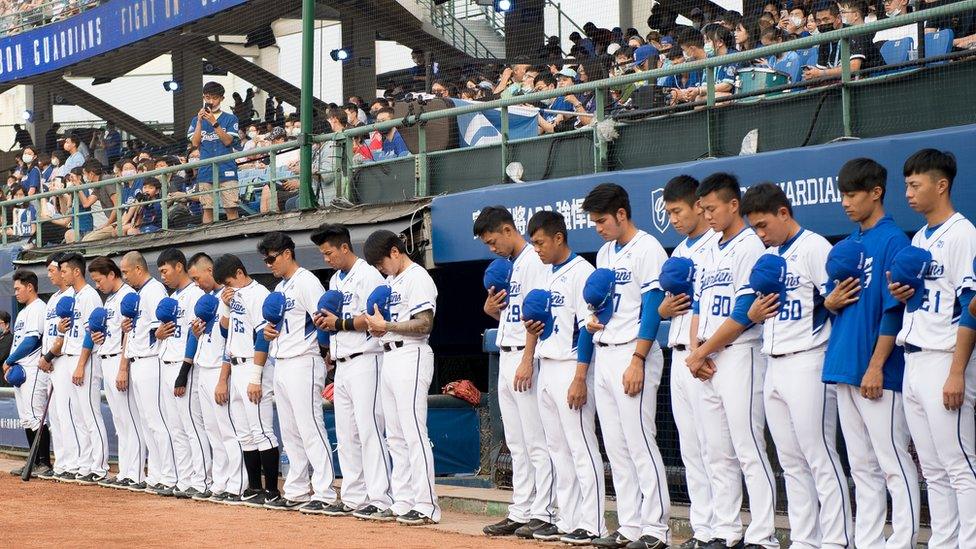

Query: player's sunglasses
<box><xmin>263</xmin><ymin>252</ymin><xmax>283</xmax><ymax>265</ymax></box>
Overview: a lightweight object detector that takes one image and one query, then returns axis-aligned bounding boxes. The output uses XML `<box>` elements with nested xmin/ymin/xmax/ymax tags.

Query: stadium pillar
<box><xmin>339</xmin><ymin>10</ymin><xmax>377</xmax><ymax>102</ymax></box>
<box><xmin>505</xmin><ymin>0</ymin><xmax>545</xmax><ymax>58</ymax></box>
<box><xmin>172</xmin><ymin>50</ymin><xmax>204</xmax><ymax>135</ymax></box>
<box><xmin>299</xmin><ymin>0</ymin><xmax>316</xmax><ymax>209</ymax></box>
<box><xmin>25</xmin><ymin>83</ymin><xmax>53</xmax><ymax>149</ymax></box>
<box><xmin>619</xmin><ymin>0</ymin><xmax>654</xmax><ymax>36</ymax></box>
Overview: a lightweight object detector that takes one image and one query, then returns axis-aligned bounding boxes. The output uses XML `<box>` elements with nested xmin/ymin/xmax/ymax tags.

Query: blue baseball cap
<box><xmin>5</xmin><ymin>363</ymin><xmax>26</xmax><ymax>387</ymax></box>
<box><xmin>88</xmin><ymin>307</ymin><xmax>108</xmax><ymax>334</ymax></box>
<box><xmin>318</xmin><ymin>290</ymin><xmax>344</xmax><ymax>316</ymax></box>
<box><xmin>660</xmin><ymin>257</ymin><xmax>696</xmax><ymax>297</ymax></box>
<box><xmin>120</xmin><ymin>292</ymin><xmax>140</xmax><ymax>319</ymax></box>
<box><xmin>262</xmin><ymin>292</ymin><xmax>287</xmax><ymax>325</ymax></box>
<box><xmin>826</xmin><ymin>239</ymin><xmax>868</xmax><ymax>285</ymax></box>
<box><xmin>522</xmin><ymin>289</ymin><xmax>555</xmax><ymax>340</ymax></box>
<box><xmin>483</xmin><ymin>258</ymin><xmax>513</xmax><ymax>295</ymax></box>
<box><xmin>367</xmin><ymin>285</ymin><xmax>392</xmax><ymax>321</ymax></box>
<box><xmin>156</xmin><ymin>297</ymin><xmax>179</xmax><ymax>325</ymax></box>
<box><xmin>56</xmin><ymin>295</ymin><xmax>75</xmax><ymax>320</ymax></box>
<box><xmin>194</xmin><ymin>294</ymin><xmax>220</xmax><ymax>324</ymax></box>
<box><xmin>890</xmin><ymin>246</ymin><xmax>932</xmax><ymax>313</ymax></box>
<box><xmin>749</xmin><ymin>254</ymin><xmax>788</xmax><ymax>308</ymax></box>
<box><xmin>634</xmin><ymin>45</ymin><xmax>660</xmax><ymax>66</ymax></box>
<box><xmin>583</xmin><ymin>268</ymin><xmax>616</xmax><ymax>325</ymax></box>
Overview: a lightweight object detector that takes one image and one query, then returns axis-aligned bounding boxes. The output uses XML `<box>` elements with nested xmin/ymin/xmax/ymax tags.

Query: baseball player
<box><xmin>213</xmin><ymin>253</ymin><xmax>281</xmax><ymax>507</ymax></box>
<box><xmin>684</xmin><ymin>173</ymin><xmax>778</xmax><ymax>549</ymax></box>
<box><xmin>890</xmin><ymin>149</ymin><xmax>976</xmax><ymax>547</ymax></box>
<box><xmin>186</xmin><ymin>252</ymin><xmax>250</xmax><ymax>505</ymax></box>
<box><xmin>3</xmin><ymin>269</ymin><xmax>52</xmax><ymax>477</ymax></box>
<box><xmin>362</xmin><ymin>229</ymin><xmax>441</xmax><ymax>526</ymax></box>
<box><xmin>56</xmin><ymin>253</ymin><xmax>109</xmax><ymax>484</ymax></box>
<box><xmin>657</xmin><ymin>175</ymin><xmax>720</xmax><ymax>549</ymax></box>
<box><xmin>472</xmin><ymin>207</ymin><xmax>554</xmax><ymax>539</ymax></box>
<box><xmin>38</xmin><ymin>253</ymin><xmax>73</xmax><ymax>481</ymax></box>
<box><xmin>120</xmin><ymin>250</ymin><xmax>178</xmax><ymax>495</ymax></box>
<box><xmin>156</xmin><ymin>248</ymin><xmax>211</xmax><ymax>498</ymax></box>
<box><xmin>740</xmin><ymin>183</ymin><xmax>852</xmax><ymax>549</ymax></box>
<box><xmin>522</xmin><ymin>210</ymin><xmax>606</xmax><ymax>545</ymax></box>
<box><xmin>820</xmin><ymin>158</ymin><xmax>917</xmax><ymax>549</ymax></box>
<box><xmin>580</xmin><ymin>183</ymin><xmax>670</xmax><ymax>549</ymax></box>
<box><xmin>309</xmin><ymin>224</ymin><xmax>395</xmax><ymax>519</ymax></box>
<box><xmin>84</xmin><ymin>256</ymin><xmax>146</xmax><ymax>490</ymax></box>
<box><xmin>256</xmin><ymin>232</ymin><xmax>336</xmax><ymax>511</ymax></box>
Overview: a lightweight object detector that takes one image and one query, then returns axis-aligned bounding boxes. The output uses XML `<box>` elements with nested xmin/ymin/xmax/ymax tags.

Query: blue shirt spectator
<box><xmin>62</xmin><ymin>135</ymin><xmax>86</xmax><ymax>172</ymax></box>
<box><xmin>22</xmin><ymin>165</ymin><xmax>41</xmax><ymax>195</ymax></box>
<box><xmin>103</xmin><ymin>124</ymin><xmax>122</xmax><ymax>161</ymax></box>
<box><xmin>187</xmin><ymin>109</ymin><xmax>241</xmax><ymax>184</ymax></box>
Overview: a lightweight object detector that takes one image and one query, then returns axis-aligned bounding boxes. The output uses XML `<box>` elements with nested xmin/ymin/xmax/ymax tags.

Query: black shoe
<box><xmin>152</xmin><ymin>484</ymin><xmax>176</xmax><ymax>497</ymax></box>
<box><xmin>192</xmin><ymin>490</ymin><xmax>213</xmax><ymax>501</ymax></box>
<box><xmin>173</xmin><ymin>488</ymin><xmax>190</xmax><ymax>499</ymax></box>
<box><xmin>354</xmin><ymin>506</ymin><xmax>396</xmax><ymax>521</ymax></box>
<box><xmin>675</xmin><ymin>540</ymin><xmax>705</xmax><ymax>549</ymax></box>
<box><xmin>75</xmin><ymin>473</ymin><xmax>100</xmax><ymax>485</ymax></box>
<box><xmin>593</xmin><ymin>531</ymin><xmax>633</xmax><ymax>548</ymax></box>
<box><xmin>321</xmin><ymin>502</ymin><xmax>354</xmax><ymax>516</ymax></box>
<box><xmin>36</xmin><ymin>466</ymin><xmax>55</xmax><ymax>480</ymax></box>
<box><xmin>625</xmin><ymin>535</ymin><xmax>667</xmax><ymax>549</ymax></box>
<box><xmin>352</xmin><ymin>504</ymin><xmax>381</xmax><ymax>520</ymax></box>
<box><xmin>113</xmin><ymin>478</ymin><xmax>134</xmax><ymax>490</ymax></box>
<box><xmin>700</xmin><ymin>540</ymin><xmax>741</xmax><ymax>549</ymax></box>
<box><xmin>56</xmin><ymin>471</ymin><xmax>79</xmax><ymax>483</ymax></box>
<box><xmin>559</xmin><ymin>528</ymin><xmax>598</xmax><ymax>545</ymax></box>
<box><xmin>240</xmin><ymin>488</ymin><xmax>266</xmax><ymax>507</ymax></box>
<box><xmin>97</xmin><ymin>476</ymin><xmax>118</xmax><ymax>488</ymax></box>
<box><xmin>298</xmin><ymin>500</ymin><xmax>328</xmax><ymax>514</ymax></box>
<box><xmin>741</xmin><ymin>545</ymin><xmax>763</xmax><ymax>549</ymax></box>
<box><xmin>514</xmin><ymin>519</ymin><xmax>550</xmax><ymax>539</ymax></box>
<box><xmin>208</xmin><ymin>491</ymin><xmax>228</xmax><ymax>503</ymax></box>
<box><xmin>396</xmin><ymin>509</ymin><xmax>435</xmax><ymax>525</ymax></box>
<box><xmin>221</xmin><ymin>493</ymin><xmax>245</xmax><ymax>506</ymax></box>
<box><xmin>263</xmin><ymin>496</ymin><xmax>306</xmax><ymax>511</ymax></box>
<box><xmin>125</xmin><ymin>481</ymin><xmax>146</xmax><ymax>492</ymax></box>
<box><xmin>483</xmin><ymin>517</ymin><xmax>526</xmax><ymax>536</ymax></box>
<box><xmin>532</xmin><ymin>523</ymin><xmax>565</xmax><ymax>541</ymax></box>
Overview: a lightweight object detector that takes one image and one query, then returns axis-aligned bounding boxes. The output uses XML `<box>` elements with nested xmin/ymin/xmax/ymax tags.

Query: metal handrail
<box><xmin>417</xmin><ymin>0</ymin><xmax>500</xmax><ymax>59</ymax></box>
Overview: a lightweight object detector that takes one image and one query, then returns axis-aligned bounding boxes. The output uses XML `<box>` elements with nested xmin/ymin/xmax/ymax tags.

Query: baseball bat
<box><xmin>22</xmin><ymin>384</ymin><xmax>53</xmax><ymax>482</ymax></box>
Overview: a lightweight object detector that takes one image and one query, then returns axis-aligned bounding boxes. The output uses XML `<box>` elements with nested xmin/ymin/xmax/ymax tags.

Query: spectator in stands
<box><xmin>759</xmin><ymin>11</ymin><xmax>778</xmax><ymax>31</ymax></box>
<box><xmin>372</xmin><ymin>107</ymin><xmax>410</xmax><ymax>160</ymax></box>
<box><xmin>190</xmin><ymin>81</ymin><xmax>241</xmax><ymax>223</ymax></box>
<box><xmin>534</xmin><ymin>73</ymin><xmax>561</xmax><ymax>134</ymax></box>
<box><xmin>722</xmin><ymin>10</ymin><xmax>744</xmax><ymax>30</ymax></box>
<box><xmin>618</xmin><ymin>45</ymin><xmax>660</xmax><ymax>105</ymax></box>
<box><xmin>344</xmin><ymin>103</ymin><xmax>365</xmax><ymax>128</ymax></box>
<box><xmin>494</xmin><ymin>62</ymin><xmax>533</xmax><ymax>97</ymax></box>
<box><xmin>673</xmin><ymin>29</ymin><xmax>708</xmax><ymax>104</ymax></box>
<box><xmin>257</xmin><ymin>127</ymin><xmax>299</xmax><ymax>213</ymax></box>
<box><xmin>10</xmin><ymin>124</ymin><xmax>33</xmax><ymax>150</ymax></box>
<box><xmin>61</xmin><ymin>166</ymin><xmax>97</xmax><ymax>242</ymax></box>
<box><xmin>760</xmin><ymin>26</ymin><xmax>802</xmax><ymax>69</ymax></box>
<box><xmin>805</xmin><ymin>1</ymin><xmax>882</xmax><ymax>80</ymax></box>
<box><xmin>368</xmin><ymin>98</ymin><xmax>389</xmax><ymax>123</ymax></box>
<box><xmin>431</xmin><ymin>80</ymin><xmax>457</xmax><ymax>99</ymax></box>
<box><xmin>782</xmin><ymin>4</ymin><xmax>813</xmax><ymax>37</ymax></box>
<box><xmin>119</xmin><ymin>177</ymin><xmax>161</xmax><ymax>235</ymax></box>
<box><xmin>6</xmin><ymin>184</ymin><xmax>35</xmax><ymax>241</ymax></box>
<box><xmin>569</xmin><ymin>31</ymin><xmax>596</xmax><ymax>57</ymax></box>
<box><xmin>37</xmin><ymin>153</ymin><xmax>53</xmax><ymax>185</ymax></box>
<box><xmin>89</xmin><ymin>130</ymin><xmax>109</xmax><ymax>167</ymax></box>
<box><xmin>103</xmin><ymin>121</ymin><xmax>122</xmax><ymax>164</ymax></box>
<box><xmin>19</xmin><ymin>146</ymin><xmax>41</xmax><ymax>196</ymax></box>
<box><xmin>410</xmin><ymin>49</ymin><xmax>438</xmax><ymax>82</ymax></box>
<box><xmin>346</xmin><ymin>97</ymin><xmax>369</xmax><ymax>124</ymax></box>
<box><xmin>83</xmin><ymin>158</ymin><xmax>137</xmax><ymax>242</ymax></box>
<box><xmin>44</xmin><ymin>123</ymin><xmax>60</xmax><ymax>154</ymax></box>
<box><xmin>874</xmin><ymin>0</ymin><xmax>918</xmax><ymax>43</ymax></box>
<box><xmin>763</xmin><ymin>0</ymin><xmax>783</xmax><ymax>22</ymax></box>
<box><xmin>62</xmin><ymin>135</ymin><xmax>86</xmax><ymax>172</ymax></box>
<box><xmin>924</xmin><ymin>0</ymin><xmax>976</xmax><ymax>48</ymax></box>
<box><xmin>736</xmin><ymin>15</ymin><xmax>763</xmax><ymax>51</ymax></box>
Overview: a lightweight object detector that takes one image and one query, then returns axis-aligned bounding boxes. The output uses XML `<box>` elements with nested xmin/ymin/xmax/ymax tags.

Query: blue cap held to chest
<box><xmin>56</xmin><ymin>296</ymin><xmax>75</xmax><ymax>320</ymax></box>
<box><xmin>827</xmin><ymin>239</ymin><xmax>869</xmax><ymax>285</ymax></box>
<box><xmin>5</xmin><ymin>364</ymin><xmax>26</xmax><ymax>387</ymax></box>
<box><xmin>483</xmin><ymin>258</ymin><xmax>513</xmax><ymax>298</ymax></box>
<box><xmin>262</xmin><ymin>292</ymin><xmax>287</xmax><ymax>325</ymax></box>
<box><xmin>195</xmin><ymin>294</ymin><xmax>220</xmax><ymax>324</ymax></box>
<box><xmin>318</xmin><ymin>290</ymin><xmax>344</xmax><ymax>316</ymax></box>
<box><xmin>88</xmin><ymin>307</ymin><xmax>108</xmax><ymax>334</ymax></box>
<box><xmin>366</xmin><ymin>285</ymin><xmax>392</xmax><ymax>322</ymax></box>
<box><xmin>522</xmin><ymin>288</ymin><xmax>555</xmax><ymax>340</ymax></box>
<box><xmin>749</xmin><ymin>254</ymin><xmax>788</xmax><ymax>309</ymax></box>
<box><xmin>120</xmin><ymin>293</ymin><xmax>141</xmax><ymax>319</ymax></box>
<box><xmin>890</xmin><ymin>246</ymin><xmax>932</xmax><ymax>313</ymax></box>
<box><xmin>660</xmin><ymin>256</ymin><xmax>696</xmax><ymax>297</ymax></box>
<box><xmin>156</xmin><ymin>297</ymin><xmax>179</xmax><ymax>325</ymax></box>
<box><xmin>583</xmin><ymin>268</ymin><xmax>616</xmax><ymax>325</ymax></box>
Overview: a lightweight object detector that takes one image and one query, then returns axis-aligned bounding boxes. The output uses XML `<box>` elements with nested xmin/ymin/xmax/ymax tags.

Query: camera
<box><xmin>135</xmin><ymin>192</ymin><xmax>150</xmax><ymax>202</ymax></box>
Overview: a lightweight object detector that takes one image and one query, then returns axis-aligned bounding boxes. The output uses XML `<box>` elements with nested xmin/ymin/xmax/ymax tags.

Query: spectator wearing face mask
<box><xmin>344</xmin><ymin>103</ymin><xmax>365</xmax><ymax>128</ymax></box>
<box><xmin>19</xmin><ymin>146</ymin><xmax>41</xmax><ymax>196</ymax></box>
<box><xmin>781</xmin><ymin>4</ymin><xmax>812</xmax><ymax>37</ymax></box>
<box><xmin>121</xmin><ymin>177</ymin><xmax>162</xmax><ymax>235</ymax></box>
<box><xmin>258</xmin><ymin>127</ymin><xmax>300</xmax><ymax>213</ymax></box>
<box><xmin>618</xmin><ymin>45</ymin><xmax>661</xmax><ymax>105</ymax></box>
<box><xmin>672</xmin><ymin>29</ymin><xmax>708</xmax><ymax>104</ymax></box>
<box><xmin>925</xmin><ymin>0</ymin><xmax>976</xmax><ymax>49</ymax></box>
<box><xmin>874</xmin><ymin>0</ymin><xmax>918</xmax><ymax>43</ymax></box>
<box><xmin>82</xmin><ymin>158</ymin><xmax>133</xmax><ymax>242</ymax></box>
<box><xmin>536</xmin><ymin>68</ymin><xmax>577</xmax><ymax>134</ymax></box>
<box><xmin>372</xmin><ymin>107</ymin><xmax>410</xmax><ymax>160</ymax></box>
<box><xmin>804</xmin><ymin>1</ymin><xmax>882</xmax><ymax>81</ymax></box>
<box><xmin>60</xmin><ymin>166</ymin><xmax>97</xmax><ymax>243</ymax></box>
<box><xmin>6</xmin><ymin>184</ymin><xmax>36</xmax><ymax>242</ymax></box>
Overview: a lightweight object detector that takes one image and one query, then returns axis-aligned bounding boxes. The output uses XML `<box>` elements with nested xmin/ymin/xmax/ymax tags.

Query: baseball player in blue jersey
<box><xmin>309</xmin><ymin>224</ymin><xmax>394</xmax><ymax>519</ymax></box>
<box><xmin>889</xmin><ymin>149</ymin><xmax>976</xmax><ymax>547</ymax></box>
<box><xmin>38</xmin><ymin>254</ymin><xmax>73</xmax><ymax>481</ymax></box>
<box><xmin>684</xmin><ymin>173</ymin><xmax>778</xmax><ymax>549</ymax></box>
<box><xmin>363</xmin><ymin>229</ymin><xmax>441</xmax><ymax>526</ymax></box>
<box><xmin>120</xmin><ymin>250</ymin><xmax>178</xmax><ymax>495</ymax></box>
<box><xmin>657</xmin><ymin>175</ymin><xmax>720</xmax><ymax>549</ymax></box>
<box><xmin>740</xmin><ymin>183</ymin><xmax>852</xmax><ymax>549</ymax></box>
<box><xmin>580</xmin><ymin>184</ymin><xmax>670</xmax><ymax>549</ymax></box>
<box><xmin>472</xmin><ymin>207</ymin><xmax>555</xmax><ymax>539</ymax></box>
<box><xmin>156</xmin><ymin>249</ymin><xmax>211</xmax><ymax>498</ymax></box>
<box><xmin>84</xmin><ymin>257</ymin><xmax>146</xmax><ymax>490</ymax></box>
<box><xmin>522</xmin><ymin>210</ymin><xmax>607</xmax><ymax>545</ymax></box>
<box><xmin>256</xmin><ymin>232</ymin><xmax>336</xmax><ymax>511</ymax></box>
<box><xmin>3</xmin><ymin>270</ymin><xmax>52</xmax><ymax>477</ymax></box>
<box><xmin>821</xmin><ymin>158</ymin><xmax>917</xmax><ymax>549</ymax></box>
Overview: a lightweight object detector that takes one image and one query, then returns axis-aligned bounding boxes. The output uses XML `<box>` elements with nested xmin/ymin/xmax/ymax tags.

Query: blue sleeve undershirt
<box><xmin>254</xmin><ymin>331</ymin><xmax>270</xmax><ymax>353</ymax></box>
<box><xmin>960</xmin><ymin>289</ymin><xmax>976</xmax><ymax>331</ymax></box>
<box><xmin>317</xmin><ymin>329</ymin><xmax>330</xmax><ymax>347</ymax></box>
<box><xmin>692</xmin><ymin>299</ymin><xmax>700</xmax><ymax>314</ymax></box>
<box><xmin>879</xmin><ymin>308</ymin><xmax>903</xmax><ymax>337</ymax></box>
<box><xmin>7</xmin><ymin>335</ymin><xmax>40</xmax><ymax>363</ymax></box>
<box><xmin>184</xmin><ymin>332</ymin><xmax>199</xmax><ymax>361</ymax></box>
<box><xmin>82</xmin><ymin>332</ymin><xmax>94</xmax><ymax>351</ymax></box>
<box><xmin>730</xmin><ymin>294</ymin><xmax>757</xmax><ymax>327</ymax></box>
<box><xmin>638</xmin><ymin>290</ymin><xmax>665</xmax><ymax>341</ymax></box>
<box><xmin>576</xmin><ymin>329</ymin><xmax>594</xmax><ymax>364</ymax></box>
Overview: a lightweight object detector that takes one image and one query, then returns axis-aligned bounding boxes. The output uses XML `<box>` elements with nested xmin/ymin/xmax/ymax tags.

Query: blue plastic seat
<box><xmin>924</xmin><ymin>29</ymin><xmax>954</xmax><ymax>63</ymax></box>
<box><xmin>774</xmin><ymin>55</ymin><xmax>802</xmax><ymax>84</ymax></box>
<box><xmin>879</xmin><ymin>37</ymin><xmax>916</xmax><ymax>75</ymax></box>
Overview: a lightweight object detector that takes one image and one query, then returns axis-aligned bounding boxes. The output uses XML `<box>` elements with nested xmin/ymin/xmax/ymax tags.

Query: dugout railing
<box><xmin>2</xmin><ymin>0</ymin><xmax>975</xmax><ymax>246</ymax></box>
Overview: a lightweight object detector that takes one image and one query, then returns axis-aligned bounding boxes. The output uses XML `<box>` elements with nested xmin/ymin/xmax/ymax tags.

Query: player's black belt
<box><xmin>336</xmin><ymin>352</ymin><xmax>364</xmax><ymax>364</ymax></box>
<box><xmin>383</xmin><ymin>341</ymin><xmax>406</xmax><ymax>352</ymax></box>
<box><xmin>500</xmin><ymin>346</ymin><xmax>525</xmax><ymax>353</ymax></box>
<box><xmin>595</xmin><ymin>341</ymin><xmax>631</xmax><ymax>348</ymax></box>
<box><xmin>904</xmin><ymin>343</ymin><xmax>923</xmax><ymax>354</ymax></box>
<box><xmin>672</xmin><ymin>344</ymin><xmax>688</xmax><ymax>352</ymax></box>
<box><xmin>770</xmin><ymin>350</ymin><xmax>803</xmax><ymax>359</ymax></box>
<box><xmin>698</xmin><ymin>339</ymin><xmax>733</xmax><ymax>350</ymax></box>
<box><xmin>230</xmin><ymin>357</ymin><xmax>249</xmax><ymax>366</ymax></box>
<box><xmin>99</xmin><ymin>352</ymin><xmax>121</xmax><ymax>360</ymax></box>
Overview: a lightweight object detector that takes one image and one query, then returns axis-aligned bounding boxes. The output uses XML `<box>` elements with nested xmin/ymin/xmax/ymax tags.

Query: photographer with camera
<box><xmin>189</xmin><ymin>81</ymin><xmax>241</xmax><ymax>224</ymax></box>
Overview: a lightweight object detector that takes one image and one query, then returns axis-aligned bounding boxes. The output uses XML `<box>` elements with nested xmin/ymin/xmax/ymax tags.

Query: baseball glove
<box><xmin>442</xmin><ymin>379</ymin><xmax>481</xmax><ymax>406</ymax></box>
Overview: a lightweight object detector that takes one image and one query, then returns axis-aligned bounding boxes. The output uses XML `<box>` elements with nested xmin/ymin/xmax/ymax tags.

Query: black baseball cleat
<box><xmin>483</xmin><ymin>517</ymin><xmax>526</xmax><ymax>536</ymax></box>
<box><xmin>192</xmin><ymin>489</ymin><xmax>213</xmax><ymax>501</ymax></box>
<box><xmin>514</xmin><ymin>519</ymin><xmax>550</xmax><ymax>539</ymax></box>
<box><xmin>126</xmin><ymin>481</ymin><xmax>147</xmax><ymax>492</ymax></box>
<box><xmin>221</xmin><ymin>493</ymin><xmax>245</xmax><ymax>506</ymax></box>
<box><xmin>208</xmin><ymin>491</ymin><xmax>229</xmax><ymax>503</ymax></box>
<box><xmin>36</xmin><ymin>466</ymin><xmax>55</xmax><ymax>480</ymax></box>
<box><xmin>559</xmin><ymin>528</ymin><xmax>599</xmax><ymax>545</ymax></box>
<box><xmin>321</xmin><ymin>502</ymin><xmax>354</xmax><ymax>516</ymax></box>
<box><xmin>74</xmin><ymin>473</ymin><xmax>99</xmax><ymax>485</ymax></box>
<box><xmin>396</xmin><ymin>509</ymin><xmax>436</xmax><ymax>525</ymax></box>
<box><xmin>592</xmin><ymin>530</ymin><xmax>633</xmax><ymax>548</ymax></box>
<box><xmin>240</xmin><ymin>488</ymin><xmax>267</xmax><ymax>508</ymax></box>
<box><xmin>700</xmin><ymin>539</ymin><xmax>742</xmax><ymax>549</ymax></box>
<box><xmin>152</xmin><ymin>484</ymin><xmax>176</xmax><ymax>497</ymax></box>
<box><xmin>625</xmin><ymin>535</ymin><xmax>668</xmax><ymax>549</ymax></box>
<box><xmin>532</xmin><ymin>523</ymin><xmax>565</xmax><ymax>541</ymax></box>
<box><xmin>352</xmin><ymin>504</ymin><xmax>381</xmax><ymax>520</ymax></box>
<box><xmin>675</xmin><ymin>539</ymin><xmax>707</xmax><ymax>549</ymax></box>
<box><xmin>97</xmin><ymin>476</ymin><xmax>118</xmax><ymax>488</ymax></box>
<box><xmin>263</xmin><ymin>496</ymin><xmax>306</xmax><ymax>511</ymax></box>
<box><xmin>298</xmin><ymin>500</ymin><xmax>329</xmax><ymax>515</ymax></box>
<box><xmin>353</xmin><ymin>505</ymin><xmax>397</xmax><ymax>521</ymax></box>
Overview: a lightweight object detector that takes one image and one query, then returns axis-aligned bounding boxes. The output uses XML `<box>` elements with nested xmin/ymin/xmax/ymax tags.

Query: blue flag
<box><xmin>452</xmin><ymin>99</ymin><xmax>539</xmax><ymax>147</ymax></box>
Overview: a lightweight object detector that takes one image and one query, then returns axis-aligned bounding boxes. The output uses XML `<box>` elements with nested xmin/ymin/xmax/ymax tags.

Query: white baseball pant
<box><xmin>497</xmin><ymin>349</ymin><xmax>554</xmax><ymax>524</ymax></box>
<box><xmin>536</xmin><ymin>357</ymin><xmax>607</xmax><ymax>537</ymax></box>
<box><xmin>671</xmin><ymin>346</ymin><xmax>716</xmax><ymax>543</ymax></box>
<box><xmin>764</xmin><ymin>349</ymin><xmax>852</xmax><ymax>549</ymax></box>
<box><xmin>593</xmin><ymin>342</ymin><xmax>670</xmax><ymax>542</ymax></box>
<box><xmin>66</xmin><ymin>355</ymin><xmax>109</xmax><ymax>477</ymax></box>
<box><xmin>14</xmin><ymin>366</ymin><xmax>50</xmax><ymax>431</ymax></box>
<box><xmin>100</xmin><ymin>353</ymin><xmax>146</xmax><ymax>483</ymax></box>
<box><xmin>50</xmin><ymin>355</ymin><xmax>82</xmax><ymax>475</ymax></box>
<box><xmin>162</xmin><ymin>361</ymin><xmax>211</xmax><ymax>491</ymax></box>
<box><xmin>130</xmin><ymin>356</ymin><xmax>177</xmax><ymax>487</ymax></box>
<box><xmin>274</xmin><ymin>354</ymin><xmax>337</xmax><ymax>503</ymax></box>
<box><xmin>902</xmin><ymin>350</ymin><xmax>976</xmax><ymax>549</ymax></box>
<box><xmin>381</xmin><ymin>344</ymin><xmax>440</xmax><ymax>521</ymax></box>
<box><xmin>230</xmin><ymin>359</ymin><xmax>278</xmax><ymax>451</ymax></box>
<box><xmin>699</xmin><ymin>343</ymin><xmax>778</xmax><ymax>548</ymax></box>
<box><xmin>47</xmin><ymin>380</ymin><xmax>65</xmax><ymax>475</ymax></box>
<box><xmin>836</xmin><ymin>384</ymin><xmax>919</xmax><ymax>549</ymax></box>
<box><xmin>334</xmin><ymin>352</ymin><xmax>393</xmax><ymax>510</ymax></box>
<box><xmin>197</xmin><ymin>366</ymin><xmax>249</xmax><ymax>496</ymax></box>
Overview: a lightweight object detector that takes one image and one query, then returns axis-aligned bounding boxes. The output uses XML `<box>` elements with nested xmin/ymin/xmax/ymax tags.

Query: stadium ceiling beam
<box><xmin>48</xmin><ymin>79</ymin><xmax>177</xmax><ymax>147</ymax></box>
